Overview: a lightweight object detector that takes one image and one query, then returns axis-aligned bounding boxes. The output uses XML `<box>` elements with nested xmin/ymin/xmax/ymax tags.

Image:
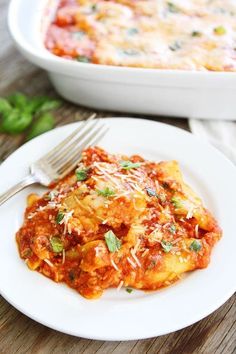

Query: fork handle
<box><xmin>0</xmin><ymin>175</ymin><xmax>38</xmax><ymax>206</ymax></box>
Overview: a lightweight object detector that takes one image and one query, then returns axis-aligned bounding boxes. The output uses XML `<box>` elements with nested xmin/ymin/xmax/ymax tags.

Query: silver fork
<box><xmin>0</xmin><ymin>115</ymin><xmax>108</xmax><ymax>206</ymax></box>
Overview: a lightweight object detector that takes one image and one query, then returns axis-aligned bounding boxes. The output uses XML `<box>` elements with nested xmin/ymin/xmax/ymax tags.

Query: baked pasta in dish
<box><xmin>45</xmin><ymin>0</ymin><xmax>236</xmax><ymax>71</ymax></box>
<box><xmin>16</xmin><ymin>147</ymin><xmax>222</xmax><ymax>299</ymax></box>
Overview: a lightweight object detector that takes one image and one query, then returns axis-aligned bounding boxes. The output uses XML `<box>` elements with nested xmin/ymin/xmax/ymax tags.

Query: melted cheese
<box><xmin>45</xmin><ymin>0</ymin><xmax>236</xmax><ymax>71</ymax></box>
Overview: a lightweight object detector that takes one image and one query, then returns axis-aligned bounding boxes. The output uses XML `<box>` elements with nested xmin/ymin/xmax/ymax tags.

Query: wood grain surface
<box><xmin>0</xmin><ymin>0</ymin><xmax>235</xmax><ymax>353</ymax></box>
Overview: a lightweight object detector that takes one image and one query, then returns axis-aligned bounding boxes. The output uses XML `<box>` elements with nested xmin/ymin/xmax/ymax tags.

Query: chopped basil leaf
<box><xmin>192</xmin><ymin>31</ymin><xmax>202</xmax><ymax>37</ymax></box>
<box><xmin>169</xmin><ymin>224</ymin><xmax>176</xmax><ymax>234</ymax></box>
<box><xmin>76</xmin><ymin>168</ymin><xmax>88</xmax><ymax>181</ymax></box>
<box><xmin>97</xmin><ymin>187</ymin><xmax>115</xmax><ymax>198</ymax></box>
<box><xmin>146</xmin><ymin>187</ymin><xmax>158</xmax><ymax>197</ymax></box>
<box><xmin>161</xmin><ymin>240</ymin><xmax>173</xmax><ymax>253</ymax></box>
<box><xmin>189</xmin><ymin>240</ymin><xmax>201</xmax><ymax>252</ymax></box>
<box><xmin>169</xmin><ymin>41</ymin><xmax>181</xmax><ymax>51</ymax></box>
<box><xmin>171</xmin><ymin>197</ymin><xmax>182</xmax><ymax>209</ymax></box>
<box><xmin>147</xmin><ymin>259</ymin><xmax>157</xmax><ymax>270</ymax></box>
<box><xmin>120</xmin><ymin>160</ymin><xmax>141</xmax><ymax>170</ymax></box>
<box><xmin>214</xmin><ymin>26</ymin><xmax>226</xmax><ymax>35</ymax></box>
<box><xmin>123</xmin><ymin>49</ymin><xmax>140</xmax><ymax>56</ymax></box>
<box><xmin>50</xmin><ymin>236</ymin><xmax>63</xmax><ymax>253</ymax></box>
<box><xmin>104</xmin><ymin>230</ymin><xmax>121</xmax><ymax>252</ymax></box>
<box><xmin>56</xmin><ymin>212</ymin><xmax>64</xmax><ymax>224</ymax></box>
<box><xmin>91</xmin><ymin>4</ymin><xmax>97</xmax><ymax>11</ymax></box>
<box><xmin>126</xmin><ymin>288</ymin><xmax>133</xmax><ymax>293</ymax></box>
<box><xmin>77</xmin><ymin>55</ymin><xmax>90</xmax><ymax>63</ymax></box>
<box><xmin>127</xmin><ymin>28</ymin><xmax>139</xmax><ymax>35</ymax></box>
<box><xmin>167</xmin><ymin>2</ymin><xmax>179</xmax><ymax>13</ymax></box>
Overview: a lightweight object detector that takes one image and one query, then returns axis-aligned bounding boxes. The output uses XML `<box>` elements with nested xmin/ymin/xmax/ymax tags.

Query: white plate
<box><xmin>0</xmin><ymin>118</ymin><xmax>236</xmax><ymax>341</ymax></box>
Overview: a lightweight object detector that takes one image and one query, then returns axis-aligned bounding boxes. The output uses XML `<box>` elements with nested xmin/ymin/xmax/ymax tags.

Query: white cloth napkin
<box><xmin>189</xmin><ymin>119</ymin><xmax>236</xmax><ymax>165</ymax></box>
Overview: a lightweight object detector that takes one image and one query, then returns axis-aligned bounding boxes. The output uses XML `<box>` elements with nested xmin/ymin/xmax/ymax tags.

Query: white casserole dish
<box><xmin>8</xmin><ymin>0</ymin><xmax>236</xmax><ymax>120</ymax></box>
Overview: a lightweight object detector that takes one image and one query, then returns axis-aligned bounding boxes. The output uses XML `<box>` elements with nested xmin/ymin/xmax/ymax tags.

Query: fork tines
<box><xmin>39</xmin><ymin>114</ymin><xmax>108</xmax><ymax>179</ymax></box>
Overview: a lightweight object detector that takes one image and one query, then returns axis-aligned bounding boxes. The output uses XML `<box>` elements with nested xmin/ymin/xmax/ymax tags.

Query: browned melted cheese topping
<box><xmin>45</xmin><ymin>0</ymin><xmax>236</xmax><ymax>71</ymax></box>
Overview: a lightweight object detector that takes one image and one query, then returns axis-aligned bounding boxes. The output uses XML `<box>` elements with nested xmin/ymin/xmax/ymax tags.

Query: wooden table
<box><xmin>0</xmin><ymin>1</ymin><xmax>235</xmax><ymax>352</ymax></box>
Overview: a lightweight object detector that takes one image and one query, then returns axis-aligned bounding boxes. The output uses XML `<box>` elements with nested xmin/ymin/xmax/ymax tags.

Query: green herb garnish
<box><xmin>50</xmin><ymin>236</ymin><xmax>64</xmax><ymax>253</ymax></box>
<box><xmin>126</xmin><ymin>288</ymin><xmax>133</xmax><ymax>293</ymax></box>
<box><xmin>171</xmin><ymin>196</ymin><xmax>182</xmax><ymax>209</ymax></box>
<box><xmin>214</xmin><ymin>26</ymin><xmax>226</xmax><ymax>35</ymax></box>
<box><xmin>169</xmin><ymin>41</ymin><xmax>181</xmax><ymax>51</ymax></box>
<box><xmin>189</xmin><ymin>240</ymin><xmax>201</xmax><ymax>252</ymax></box>
<box><xmin>104</xmin><ymin>230</ymin><xmax>121</xmax><ymax>253</ymax></box>
<box><xmin>97</xmin><ymin>187</ymin><xmax>115</xmax><ymax>198</ymax></box>
<box><xmin>120</xmin><ymin>161</ymin><xmax>141</xmax><ymax>170</ymax></box>
<box><xmin>169</xmin><ymin>224</ymin><xmax>176</xmax><ymax>234</ymax></box>
<box><xmin>192</xmin><ymin>31</ymin><xmax>202</xmax><ymax>37</ymax></box>
<box><xmin>77</xmin><ymin>55</ymin><xmax>91</xmax><ymax>63</ymax></box>
<box><xmin>76</xmin><ymin>168</ymin><xmax>88</xmax><ymax>181</ymax></box>
<box><xmin>56</xmin><ymin>212</ymin><xmax>64</xmax><ymax>224</ymax></box>
<box><xmin>161</xmin><ymin>240</ymin><xmax>173</xmax><ymax>253</ymax></box>
<box><xmin>146</xmin><ymin>187</ymin><xmax>158</xmax><ymax>198</ymax></box>
<box><xmin>167</xmin><ymin>2</ymin><xmax>179</xmax><ymax>13</ymax></box>
<box><xmin>127</xmin><ymin>28</ymin><xmax>139</xmax><ymax>35</ymax></box>
<box><xmin>123</xmin><ymin>49</ymin><xmax>140</xmax><ymax>56</ymax></box>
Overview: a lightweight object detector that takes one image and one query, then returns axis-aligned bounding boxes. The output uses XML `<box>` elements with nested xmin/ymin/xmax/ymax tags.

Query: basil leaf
<box><xmin>0</xmin><ymin>98</ymin><xmax>12</xmax><ymax>115</ymax></box>
<box><xmin>171</xmin><ymin>197</ymin><xmax>182</xmax><ymax>209</ymax></box>
<box><xmin>50</xmin><ymin>236</ymin><xmax>64</xmax><ymax>253</ymax></box>
<box><xmin>77</xmin><ymin>55</ymin><xmax>90</xmax><ymax>63</ymax></box>
<box><xmin>123</xmin><ymin>49</ymin><xmax>140</xmax><ymax>56</ymax></box>
<box><xmin>97</xmin><ymin>187</ymin><xmax>115</xmax><ymax>198</ymax></box>
<box><xmin>26</xmin><ymin>96</ymin><xmax>61</xmax><ymax>114</ymax></box>
<box><xmin>56</xmin><ymin>212</ymin><xmax>64</xmax><ymax>224</ymax></box>
<box><xmin>119</xmin><ymin>161</ymin><xmax>141</xmax><ymax>170</ymax></box>
<box><xmin>36</xmin><ymin>100</ymin><xmax>61</xmax><ymax>115</ymax></box>
<box><xmin>169</xmin><ymin>224</ymin><xmax>176</xmax><ymax>234</ymax></box>
<box><xmin>126</xmin><ymin>288</ymin><xmax>133</xmax><ymax>293</ymax></box>
<box><xmin>26</xmin><ymin>113</ymin><xmax>55</xmax><ymax>140</ymax></box>
<box><xmin>76</xmin><ymin>168</ymin><xmax>88</xmax><ymax>181</ymax></box>
<box><xmin>169</xmin><ymin>41</ymin><xmax>181</xmax><ymax>51</ymax></box>
<box><xmin>146</xmin><ymin>187</ymin><xmax>158</xmax><ymax>197</ymax></box>
<box><xmin>0</xmin><ymin>109</ymin><xmax>32</xmax><ymax>134</ymax></box>
<box><xmin>161</xmin><ymin>240</ymin><xmax>173</xmax><ymax>253</ymax></box>
<box><xmin>189</xmin><ymin>240</ymin><xmax>201</xmax><ymax>252</ymax></box>
<box><xmin>167</xmin><ymin>2</ymin><xmax>179</xmax><ymax>13</ymax></box>
<box><xmin>127</xmin><ymin>28</ymin><xmax>139</xmax><ymax>35</ymax></box>
<box><xmin>192</xmin><ymin>31</ymin><xmax>202</xmax><ymax>37</ymax></box>
<box><xmin>104</xmin><ymin>230</ymin><xmax>121</xmax><ymax>252</ymax></box>
<box><xmin>8</xmin><ymin>92</ymin><xmax>28</xmax><ymax>110</ymax></box>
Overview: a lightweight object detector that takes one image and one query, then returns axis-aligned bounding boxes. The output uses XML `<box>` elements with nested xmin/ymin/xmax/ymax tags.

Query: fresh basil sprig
<box><xmin>0</xmin><ymin>92</ymin><xmax>61</xmax><ymax>139</ymax></box>
<box><xmin>104</xmin><ymin>230</ymin><xmax>121</xmax><ymax>252</ymax></box>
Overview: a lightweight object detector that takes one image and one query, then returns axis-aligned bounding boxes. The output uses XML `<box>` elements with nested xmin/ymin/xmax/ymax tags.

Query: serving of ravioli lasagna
<box><xmin>16</xmin><ymin>147</ymin><xmax>222</xmax><ymax>299</ymax></box>
<box><xmin>45</xmin><ymin>0</ymin><xmax>236</xmax><ymax>71</ymax></box>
